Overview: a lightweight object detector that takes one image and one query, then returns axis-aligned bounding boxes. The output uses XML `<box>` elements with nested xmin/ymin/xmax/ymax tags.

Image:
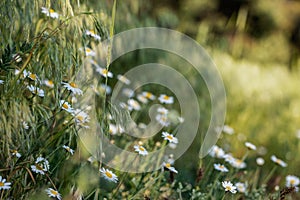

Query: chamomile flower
<box><xmin>45</xmin><ymin>188</ymin><xmax>62</xmax><ymax>200</ymax></box>
<box><xmin>27</xmin><ymin>85</ymin><xmax>45</xmax><ymax>97</ymax></box>
<box><xmin>62</xmin><ymin>145</ymin><xmax>74</xmax><ymax>155</ymax></box>
<box><xmin>128</xmin><ymin>99</ymin><xmax>141</xmax><ymax>111</ymax></box>
<box><xmin>230</xmin><ymin>159</ymin><xmax>246</xmax><ymax>169</ymax></box>
<box><xmin>43</xmin><ymin>79</ymin><xmax>54</xmax><ymax>88</ymax></box>
<box><xmin>245</xmin><ymin>142</ymin><xmax>256</xmax><ymax>150</ymax></box>
<box><xmin>162</xmin><ymin>131</ymin><xmax>178</xmax><ymax>144</ymax></box>
<box><xmin>12</xmin><ymin>53</ymin><xmax>22</xmax><ymax>62</ymax></box>
<box><xmin>117</xmin><ymin>75</ymin><xmax>131</xmax><ymax>85</ymax></box>
<box><xmin>41</xmin><ymin>7</ymin><xmax>59</xmax><ymax>19</ymax></box>
<box><xmin>22</xmin><ymin>121</ymin><xmax>29</xmax><ymax>129</ymax></box>
<box><xmin>142</xmin><ymin>91</ymin><xmax>156</xmax><ymax>100</ymax></box>
<box><xmin>27</xmin><ymin>72</ymin><xmax>39</xmax><ymax>82</ymax></box>
<box><xmin>72</xmin><ymin>109</ymin><xmax>90</xmax><ymax>125</ymax></box>
<box><xmin>0</xmin><ymin>176</ymin><xmax>11</xmax><ymax>190</ymax></box>
<box><xmin>0</xmin><ymin>80</ymin><xmax>4</xmax><ymax>84</ymax></box>
<box><xmin>224</xmin><ymin>154</ymin><xmax>235</xmax><ymax>164</ymax></box>
<box><xmin>286</xmin><ymin>175</ymin><xmax>300</xmax><ymax>188</ymax></box>
<box><xmin>271</xmin><ymin>155</ymin><xmax>288</xmax><ymax>167</ymax></box>
<box><xmin>222</xmin><ymin>181</ymin><xmax>237</xmax><ymax>194</ymax></box>
<box><xmin>162</xmin><ymin>162</ymin><xmax>178</xmax><ymax>173</ymax></box>
<box><xmin>235</xmin><ymin>182</ymin><xmax>247</xmax><ymax>193</ymax></box>
<box><xmin>59</xmin><ymin>100</ymin><xmax>73</xmax><ymax>113</ymax></box>
<box><xmin>85</xmin><ymin>30</ymin><xmax>101</xmax><ymax>40</ymax></box>
<box><xmin>80</xmin><ymin>47</ymin><xmax>96</xmax><ymax>57</ymax></box>
<box><xmin>256</xmin><ymin>157</ymin><xmax>265</xmax><ymax>166</ymax></box>
<box><xmin>100</xmin><ymin>168</ymin><xmax>118</xmax><ymax>183</ymax></box>
<box><xmin>96</xmin><ymin>67</ymin><xmax>113</xmax><ymax>78</ymax></box>
<box><xmin>156</xmin><ymin>114</ymin><xmax>170</xmax><ymax>127</ymax></box>
<box><xmin>137</xmin><ymin>94</ymin><xmax>148</xmax><ymax>104</ymax></box>
<box><xmin>15</xmin><ymin>69</ymin><xmax>29</xmax><ymax>78</ymax></box>
<box><xmin>223</xmin><ymin>125</ymin><xmax>234</xmax><ymax>135</ymax></box>
<box><xmin>158</xmin><ymin>94</ymin><xmax>174</xmax><ymax>104</ymax></box>
<box><xmin>31</xmin><ymin>156</ymin><xmax>50</xmax><ymax>175</ymax></box>
<box><xmin>62</xmin><ymin>82</ymin><xmax>83</xmax><ymax>95</ymax></box>
<box><xmin>134</xmin><ymin>145</ymin><xmax>148</xmax><ymax>156</ymax></box>
<box><xmin>157</xmin><ymin>107</ymin><xmax>168</xmax><ymax>115</ymax></box>
<box><xmin>209</xmin><ymin>145</ymin><xmax>225</xmax><ymax>159</ymax></box>
<box><xmin>122</xmin><ymin>88</ymin><xmax>135</xmax><ymax>98</ymax></box>
<box><xmin>11</xmin><ymin>150</ymin><xmax>21</xmax><ymax>158</ymax></box>
<box><xmin>214</xmin><ymin>163</ymin><xmax>229</xmax><ymax>172</ymax></box>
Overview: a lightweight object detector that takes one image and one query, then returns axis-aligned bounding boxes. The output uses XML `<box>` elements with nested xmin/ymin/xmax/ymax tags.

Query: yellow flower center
<box><xmin>70</xmin><ymin>82</ymin><xmax>77</xmax><ymax>88</ymax></box>
<box><xmin>163</xmin><ymin>95</ymin><xmax>170</xmax><ymax>100</ymax></box>
<box><xmin>145</xmin><ymin>92</ymin><xmax>152</xmax><ymax>98</ymax></box>
<box><xmin>236</xmin><ymin>159</ymin><xmax>242</xmax><ymax>164</ymax></box>
<box><xmin>105</xmin><ymin>171</ymin><xmax>113</xmax><ymax>178</ymax></box>
<box><xmin>219</xmin><ymin>165</ymin><xmax>224</xmax><ymax>169</ymax></box>
<box><xmin>35</xmin><ymin>164</ymin><xmax>43</xmax><ymax>170</ymax></box>
<box><xmin>0</xmin><ymin>182</ymin><xmax>4</xmax><ymax>187</ymax></box>
<box><xmin>165</xmin><ymin>163</ymin><xmax>171</xmax><ymax>168</ymax></box>
<box><xmin>90</xmin><ymin>30</ymin><xmax>95</xmax><ymax>34</ymax></box>
<box><xmin>29</xmin><ymin>74</ymin><xmax>36</xmax><ymax>80</ymax></box>
<box><xmin>102</xmin><ymin>69</ymin><xmax>108</xmax><ymax>75</ymax></box>
<box><xmin>50</xmin><ymin>189</ymin><xmax>58</xmax><ymax>195</ymax></box>
<box><xmin>167</xmin><ymin>135</ymin><xmax>173</xmax><ymax>140</ymax></box>
<box><xmin>49</xmin><ymin>9</ymin><xmax>55</xmax><ymax>13</ymax></box>
<box><xmin>225</xmin><ymin>186</ymin><xmax>231</xmax><ymax>191</ymax></box>
<box><xmin>291</xmin><ymin>180</ymin><xmax>295</xmax><ymax>185</ymax></box>
<box><xmin>76</xmin><ymin>115</ymin><xmax>84</xmax><ymax>122</ymax></box>
<box><xmin>62</xmin><ymin>103</ymin><xmax>69</xmax><ymax>109</ymax></box>
<box><xmin>139</xmin><ymin>146</ymin><xmax>145</xmax><ymax>151</ymax></box>
<box><xmin>86</xmin><ymin>48</ymin><xmax>91</xmax><ymax>53</ymax></box>
<box><xmin>47</xmin><ymin>80</ymin><xmax>54</xmax><ymax>86</ymax></box>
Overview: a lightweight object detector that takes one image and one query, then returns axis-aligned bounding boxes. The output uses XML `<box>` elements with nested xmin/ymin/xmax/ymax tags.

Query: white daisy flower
<box><xmin>209</xmin><ymin>145</ymin><xmax>225</xmax><ymax>159</ymax></box>
<box><xmin>122</xmin><ymin>88</ymin><xmax>135</xmax><ymax>98</ymax></box>
<box><xmin>31</xmin><ymin>156</ymin><xmax>50</xmax><ymax>175</ymax></box>
<box><xmin>245</xmin><ymin>142</ymin><xmax>256</xmax><ymax>150</ymax></box>
<box><xmin>271</xmin><ymin>155</ymin><xmax>287</xmax><ymax>167</ymax></box>
<box><xmin>59</xmin><ymin>100</ymin><xmax>73</xmax><ymax>113</ymax></box>
<box><xmin>80</xmin><ymin>47</ymin><xmax>96</xmax><ymax>57</ymax></box>
<box><xmin>223</xmin><ymin>125</ymin><xmax>234</xmax><ymax>135</ymax></box>
<box><xmin>99</xmin><ymin>84</ymin><xmax>112</xmax><ymax>94</ymax></box>
<box><xmin>222</xmin><ymin>181</ymin><xmax>237</xmax><ymax>194</ymax></box>
<box><xmin>0</xmin><ymin>80</ymin><xmax>4</xmax><ymax>84</ymax></box>
<box><xmin>62</xmin><ymin>82</ymin><xmax>83</xmax><ymax>95</ymax></box>
<box><xmin>43</xmin><ymin>79</ymin><xmax>54</xmax><ymax>88</ymax></box>
<box><xmin>27</xmin><ymin>72</ymin><xmax>39</xmax><ymax>82</ymax></box>
<box><xmin>137</xmin><ymin>94</ymin><xmax>148</xmax><ymax>104</ymax></box>
<box><xmin>235</xmin><ymin>182</ymin><xmax>247</xmax><ymax>193</ymax></box>
<box><xmin>11</xmin><ymin>150</ymin><xmax>21</xmax><ymax>158</ymax></box>
<box><xmin>256</xmin><ymin>157</ymin><xmax>265</xmax><ymax>166</ymax></box>
<box><xmin>41</xmin><ymin>7</ymin><xmax>59</xmax><ymax>19</ymax></box>
<box><xmin>100</xmin><ymin>168</ymin><xmax>118</xmax><ymax>183</ymax></box>
<box><xmin>22</xmin><ymin>121</ymin><xmax>29</xmax><ymax>129</ymax></box>
<box><xmin>286</xmin><ymin>175</ymin><xmax>300</xmax><ymax>187</ymax></box>
<box><xmin>162</xmin><ymin>162</ymin><xmax>178</xmax><ymax>173</ymax></box>
<box><xmin>62</xmin><ymin>145</ymin><xmax>74</xmax><ymax>155</ymax></box>
<box><xmin>85</xmin><ymin>30</ymin><xmax>101</xmax><ymax>40</ymax></box>
<box><xmin>127</xmin><ymin>99</ymin><xmax>141</xmax><ymax>111</ymax></box>
<box><xmin>142</xmin><ymin>91</ymin><xmax>156</xmax><ymax>100</ymax></box>
<box><xmin>0</xmin><ymin>176</ymin><xmax>11</xmax><ymax>190</ymax></box>
<box><xmin>134</xmin><ymin>145</ymin><xmax>148</xmax><ymax>156</ymax></box>
<box><xmin>157</xmin><ymin>107</ymin><xmax>168</xmax><ymax>115</ymax></box>
<box><xmin>213</xmin><ymin>163</ymin><xmax>229</xmax><ymax>172</ymax></box>
<box><xmin>45</xmin><ymin>188</ymin><xmax>62</xmax><ymax>200</ymax></box>
<box><xmin>158</xmin><ymin>94</ymin><xmax>174</xmax><ymax>104</ymax></box>
<box><xmin>117</xmin><ymin>75</ymin><xmax>131</xmax><ymax>85</ymax></box>
<box><xmin>27</xmin><ymin>85</ymin><xmax>45</xmax><ymax>97</ymax></box>
<box><xmin>95</xmin><ymin>67</ymin><xmax>113</xmax><ymax>78</ymax></box>
<box><xmin>162</xmin><ymin>132</ymin><xmax>178</xmax><ymax>144</ymax></box>
<box><xmin>156</xmin><ymin>114</ymin><xmax>170</xmax><ymax>127</ymax></box>
<box><xmin>230</xmin><ymin>159</ymin><xmax>247</xmax><ymax>169</ymax></box>
<box><xmin>72</xmin><ymin>109</ymin><xmax>90</xmax><ymax>125</ymax></box>
<box><xmin>15</xmin><ymin>69</ymin><xmax>29</xmax><ymax>78</ymax></box>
